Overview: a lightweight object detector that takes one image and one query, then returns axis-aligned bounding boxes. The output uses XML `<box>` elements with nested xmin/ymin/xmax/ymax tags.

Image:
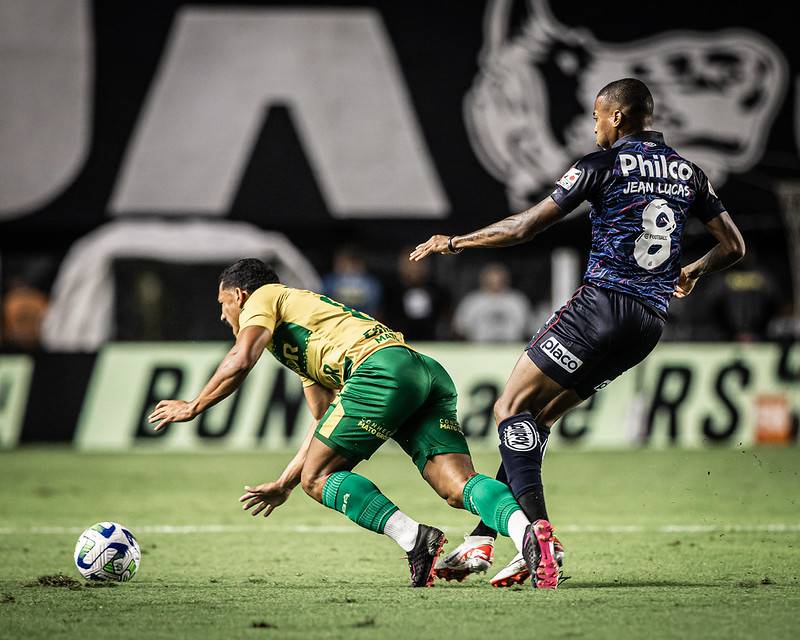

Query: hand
<box><xmin>409</xmin><ymin>235</ymin><xmax>455</xmax><ymax>261</ymax></box>
<box><xmin>147</xmin><ymin>400</ymin><xmax>197</xmax><ymax>432</ymax></box>
<box><xmin>239</xmin><ymin>481</ymin><xmax>292</xmax><ymax>518</ymax></box>
<box><xmin>674</xmin><ymin>267</ymin><xmax>699</xmax><ymax>298</ymax></box>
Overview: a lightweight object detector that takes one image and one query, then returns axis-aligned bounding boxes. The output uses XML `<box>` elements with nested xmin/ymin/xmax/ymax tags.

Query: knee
<box><xmin>300</xmin><ymin>468</ymin><xmax>327</xmax><ymax>502</ymax></box>
<box><xmin>494</xmin><ymin>396</ymin><xmax>519</xmax><ymax>424</ymax></box>
<box><xmin>445</xmin><ymin>490</ymin><xmax>464</xmax><ymax>509</ymax></box>
<box><xmin>441</xmin><ymin>474</ymin><xmax>472</xmax><ymax>509</ymax></box>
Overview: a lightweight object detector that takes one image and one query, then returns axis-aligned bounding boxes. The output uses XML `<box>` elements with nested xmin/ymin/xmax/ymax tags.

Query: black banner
<box><xmin>1</xmin><ymin>0</ymin><xmax>797</xmax><ymax>269</ymax></box>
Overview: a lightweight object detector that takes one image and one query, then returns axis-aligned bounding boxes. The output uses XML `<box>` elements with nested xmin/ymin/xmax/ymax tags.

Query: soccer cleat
<box><xmin>405</xmin><ymin>524</ymin><xmax>447</xmax><ymax>587</ymax></box>
<box><xmin>554</xmin><ymin>535</ymin><xmax>565</xmax><ymax>568</ymax></box>
<box><xmin>489</xmin><ymin>551</ymin><xmax>528</xmax><ymax>587</ymax></box>
<box><xmin>433</xmin><ymin>535</ymin><xmax>495</xmax><ymax>582</ymax></box>
<box><xmin>490</xmin><ymin>533</ymin><xmax>565</xmax><ymax>588</ymax></box>
<box><xmin>521</xmin><ymin>519</ymin><xmax>559</xmax><ymax>589</ymax></box>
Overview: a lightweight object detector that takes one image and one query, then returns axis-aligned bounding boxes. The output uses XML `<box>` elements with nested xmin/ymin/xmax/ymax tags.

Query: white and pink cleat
<box><xmin>433</xmin><ymin>535</ymin><xmax>495</xmax><ymax>582</ymax></box>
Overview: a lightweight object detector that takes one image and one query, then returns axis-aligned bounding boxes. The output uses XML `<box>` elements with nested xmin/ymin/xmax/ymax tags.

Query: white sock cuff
<box><xmin>383</xmin><ymin>510</ymin><xmax>420</xmax><ymax>552</ymax></box>
<box><xmin>507</xmin><ymin>510</ymin><xmax>530</xmax><ymax>554</ymax></box>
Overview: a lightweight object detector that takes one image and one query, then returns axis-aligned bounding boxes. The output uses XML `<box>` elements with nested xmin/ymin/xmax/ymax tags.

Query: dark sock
<box><xmin>468</xmin><ymin>463</ymin><xmax>508</xmax><ymax>538</ymax></box>
<box><xmin>470</xmin><ymin>522</ymin><xmax>498</xmax><ymax>538</ymax></box>
<box><xmin>516</xmin><ymin>485</ymin><xmax>549</xmax><ymax>523</ymax></box>
<box><xmin>497</xmin><ymin>412</ymin><xmax>550</xmax><ymax>521</ymax></box>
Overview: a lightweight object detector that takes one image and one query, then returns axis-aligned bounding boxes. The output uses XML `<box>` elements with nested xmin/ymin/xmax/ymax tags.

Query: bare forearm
<box><xmin>451</xmin><ymin>197</ymin><xmax>564</xmax><ymax>251</ymax></box>
<box><xmin>685</xmin><ymin>212</ymin><xmax>746</xmax><ymax>279</ymax></box>
<box><xmin>276</xmin><ymin>423</ymin><xmax>316</xmax><ymax>490</ymax></box>
<box><xmin>190</xmin><ymin>356</ymin><xmax>250</xmax><ymax>415</ymax></box>
<box><xmin>453</xmin><ymin>212</ymin><xmax>534</xmax><ymax>249</ymax></box>
<box><xmin>685</xmin><ymin>243</ymin><xmax>744</xmax><ymax>279</ymax></box>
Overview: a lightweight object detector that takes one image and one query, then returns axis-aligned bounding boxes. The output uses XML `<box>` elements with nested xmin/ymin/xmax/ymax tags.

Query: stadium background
<box><xmin>0</xmin><ymin>0</ymin><xmax>797</xmax><ymax>451</ymax></box>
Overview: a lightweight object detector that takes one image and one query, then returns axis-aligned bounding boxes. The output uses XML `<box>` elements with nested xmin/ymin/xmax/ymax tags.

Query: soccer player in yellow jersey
<box><xmin>148</xmin><ymin>258</ymin><xmax>560</xmax><ymax>588</ymax></box>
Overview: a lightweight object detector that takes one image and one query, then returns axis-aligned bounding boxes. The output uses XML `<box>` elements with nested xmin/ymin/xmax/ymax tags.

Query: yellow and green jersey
<box><xmin>237</xmin><ymin>284</ymin><xmax>409</xmax><ymax>389</ymax></box>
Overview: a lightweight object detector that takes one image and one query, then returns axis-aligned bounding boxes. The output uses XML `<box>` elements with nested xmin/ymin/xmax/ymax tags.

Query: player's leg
<box><xmin>436</xmin><ymin>466</ymin><xmax>504</xmax><ymax>581</ymax></box>
<box><xmin>303</xmin><ymin>346</ymin><xmax>446</xmax><ymax>586</ymax></box>
<box><xmin>299</xmin><ymin>437</ymin><xmax>416</xmax><ymax>551</ymax></box>
<box><xmin>456</xmin><ymin>360</ymin><xmax>571</xmax><ymax>588</ymax></box>
<box><xmin>421</xmin><ymin>451</ymin><xmax>561</xmax><ymax>589</ymax></box>
<box><xmin>421</xmin><ymin>452</ymin><xmax>529</xmax><ymax>550</ymax></box>
<box><xmin>463</xmin><ymin>390</ymin><xmax>577</xmax><ymax>586</ymax></box>
<box><xmin>492</xmin><ymin>354</ymin><xmax>567</xmax><ymax>523</ymax></box>
<box><xmin>472</xmin><ymin>387</ymin><xmax>582</xmax><ymax>532</ymax></box>
<box><xmin>451</xmin><ymin>288</ymin><xmax>606</xmax><ymax>585</ymax></box>
<box><xmin>493</xmin><ymin>287</ymin><xmax>612</xmax><ymax>532</ymax></box>
<box><xmin>394</xmin><ymin>353</ymin><xmax>551</xmax><ymax>586</ymax></box>
<box><xmin>490</xmin><ymin>288</ymin><xmax>665</xmax><ymax>586</ymax></box>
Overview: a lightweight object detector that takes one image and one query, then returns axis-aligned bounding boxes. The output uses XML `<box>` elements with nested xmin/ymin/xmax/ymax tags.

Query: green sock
<box><xmin>321</xmin><ymin>471</ymin><xmax>399</xmax><ymax>534</ymax></box>
<box><xmin>461</xmin><ymin>474</ymin><xmax>521</xmax><ymax>537</ymax></box>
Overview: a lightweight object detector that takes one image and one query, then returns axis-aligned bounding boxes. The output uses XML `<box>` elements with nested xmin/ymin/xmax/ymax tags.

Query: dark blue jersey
<box><xmin>550</xmin><ymin>131</ymin><xmax>726</xmax><ymax>314</ymax></box>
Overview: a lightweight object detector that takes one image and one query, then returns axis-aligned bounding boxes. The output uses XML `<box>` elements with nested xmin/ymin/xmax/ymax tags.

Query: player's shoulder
<box><xmin>655</xmin><ymin>141</ymin><xmax>708</xmax><ymax>181</ymax></box>
<box><xmin>672</xmin><ymin>153</ymin><xmax>713</xmax><ymax>189</ymax></box>
<box><xmin>684</xmin><ymin>157</ymin><xmax>710</xmax><ymax>180</ymax></box>
<box><xmin>554</xmin><ymin>148</ymin><xmax>618</xmax><ymax>192</ymax></box>
<box><xmin>252</xmin><ymin>283</ymin><xmax>287</xmax><ymax>296</ymax></box>
<box><xmin>574</xmin><ymin>147</ymin><xmax>621</xmax><ymax>172</ymax></box>
<box><xmin>244</xmin><ymin>283</ymin><xmax>287</xmax><ymax>307</ymax></box>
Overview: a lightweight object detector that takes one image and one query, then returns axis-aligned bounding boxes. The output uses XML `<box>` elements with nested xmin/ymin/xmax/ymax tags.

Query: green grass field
<box><xmin>1</xmin><ymin>447</ymin><xmax>799</xmax><ymax>639</ymax></box>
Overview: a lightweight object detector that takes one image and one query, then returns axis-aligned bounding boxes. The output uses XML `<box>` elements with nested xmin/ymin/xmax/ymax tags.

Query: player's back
<box><xmin>238</xmin><ymin>284</ymin><xmax>408</xmax><ymax>389</ymax></box>
<box><xmin>551</xmin><ymin>131</ymin><xmax>725</xmax><ymax>314</ymax></box>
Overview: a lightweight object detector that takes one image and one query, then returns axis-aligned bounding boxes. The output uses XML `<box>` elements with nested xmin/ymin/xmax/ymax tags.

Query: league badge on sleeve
<box><xmin>557</xmin><ymin>168</ymin><xmax>582</xmax><ymax>190</ymax></box>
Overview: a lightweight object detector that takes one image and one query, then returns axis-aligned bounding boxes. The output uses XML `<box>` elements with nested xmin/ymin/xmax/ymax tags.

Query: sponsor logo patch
<box><xmin>439</xmin><ymin>418</ymin><xmax>462</xmax><ymax>433</ymax></box>
<box><xmin>540</xmin><ymin>337</ymin><xmax>583</xmax><ymax>372</ymax></box>
<box><xmin>358</xmin><ymin>418</ymin><xmax>392</xmax><ymax>440</ymax></box>
<box><xmin>556</xmin><ymin>167</ymin><xmax>582</xmax><ymax>190</ymax></box>
<box><xmin>502</xmin><ymin>420</ymin><xmax>539</xmax><ymax>452</ymax></box>
<box><xmin>594</xmin><ymin>379</ymin><xmax>612</xmax><ymax>391</ymax></box>
<box><xmin>619</xmin><ymin>153</ymin><xmax>694</xmax><ymax>181</ymax></box>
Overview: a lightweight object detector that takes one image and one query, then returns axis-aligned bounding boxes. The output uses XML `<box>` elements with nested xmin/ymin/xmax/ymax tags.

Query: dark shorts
<box><xmin>526</xmin><ymin>284</ymin><xmax>665</xmax><ymax>399</ymax></box>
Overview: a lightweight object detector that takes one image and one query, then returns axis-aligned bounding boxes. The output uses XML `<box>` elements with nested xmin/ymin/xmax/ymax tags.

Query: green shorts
<box><xmin>314</xmin><ymin>346</ymin><xmax>470</xmax><ymax>473</ymax></box>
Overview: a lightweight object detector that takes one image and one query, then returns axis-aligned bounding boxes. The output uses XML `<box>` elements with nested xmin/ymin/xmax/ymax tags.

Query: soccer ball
<box><xmin>73</xmin><ymin>522</ymin><xmax>141</xmax><ymax>582</ymax></box>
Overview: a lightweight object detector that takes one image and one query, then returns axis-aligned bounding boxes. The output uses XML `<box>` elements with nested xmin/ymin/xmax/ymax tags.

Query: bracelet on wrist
<box><xmin>447</xmin><ymin>236</ymin><xmax>463</xmax><ymax>254</ymax></box>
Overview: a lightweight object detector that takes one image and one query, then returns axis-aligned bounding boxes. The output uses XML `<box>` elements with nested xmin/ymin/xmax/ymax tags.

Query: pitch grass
<box><xmin>1</xmin><ymin>447</ymin><xmax>799</xmax><ymax>639</ymax></box>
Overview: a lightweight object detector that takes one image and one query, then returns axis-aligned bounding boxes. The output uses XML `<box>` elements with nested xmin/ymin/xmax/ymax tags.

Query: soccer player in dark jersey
<box><xmin>411</xmin><ymin>78</ymin><xmax>745</xmax><ymax>588</ymax></box>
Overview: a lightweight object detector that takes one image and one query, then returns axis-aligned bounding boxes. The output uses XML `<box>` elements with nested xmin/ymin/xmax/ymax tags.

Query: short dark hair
<box><xmin>218</xmin><ymin>258</ymin><xmax>279</xmax><ymax>292</ymax></box>
<box><xmin>597</xmin><ymin>78</ymin><xmax>654</xmax><ymax>121</ymax></box>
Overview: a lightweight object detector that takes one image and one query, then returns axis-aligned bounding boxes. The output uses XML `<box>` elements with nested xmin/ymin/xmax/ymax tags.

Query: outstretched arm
<box><xmin>270</xmin><ymin>383</ymin><xmax>336</xmax><ymax>491</ymax></box>
<box><xmin>239</xmin><ymin>383</ymin><xmax>337</xmax><ymax>517</ymax></box>
<box><xmin>674</xmin><ymin>212</ymin><xmax>746</xmax><ymax>298</ymax></box>
<box><xmin>147</xmin><ymin>325</ymin><xmax>272</xmax><ymax>431</ymax></box>
<box><xmin>409</xmin><ymin>196</ymin><xmax>566</xmax><ymax>261</ymax></box>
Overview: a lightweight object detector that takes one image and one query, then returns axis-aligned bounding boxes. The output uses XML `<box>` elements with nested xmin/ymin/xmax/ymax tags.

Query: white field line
<box><xmin>0</xmin><ymin>523</ymin><xmax>799</xmax><ymax>535</ymax></box>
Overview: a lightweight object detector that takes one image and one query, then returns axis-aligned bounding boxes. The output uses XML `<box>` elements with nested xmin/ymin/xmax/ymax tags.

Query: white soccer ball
<box><xmin>73</xmin><ymin>522</ymin><xmax>141</xmax><ymax>582</ymax></box>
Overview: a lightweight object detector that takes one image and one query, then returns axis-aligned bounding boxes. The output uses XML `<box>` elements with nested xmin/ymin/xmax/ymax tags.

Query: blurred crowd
<box><xmin>318</xmin><ymin>246</ymin><xmax>799</xmax><ymax>345</ymax></box>
<box><xmin>1</xmin><ymin>255</ymin><xmax>52</xmax><ymax>351</ymax></box>
<box><xmin>2</xmin><ymin>245</ymin><xmax>798</xmax><ymax>351</ymax></box>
